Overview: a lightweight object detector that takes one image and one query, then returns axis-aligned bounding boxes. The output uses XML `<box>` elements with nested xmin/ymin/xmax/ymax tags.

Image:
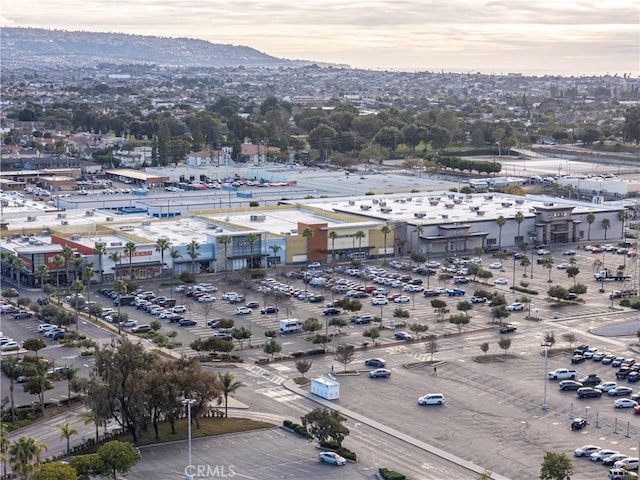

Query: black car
<box><xmin>37</xmin><ymin>297</ymin><xmax>49</xmax><ymax>305</ymax></box>
<box><xmin>308</xmin><ymin>295</ymin><xmax>325</xmax><ymax>303</ymax></box>
<box><xmin>166</xmin><ymin>314</ymin><xmax>183</xmax><ymax>323</ymax></box>
<box><xmin>499</xmin><ymin>324</ymin><xmax>517</xmax><ymax>334</ymax></box>
<box><xmin>559</xmin><ymin>380</ymin><xmax>584</xmax><ymax>391</ymax></box>
<box><xmin>245</xmin><ymin>301</ymin><xmax>260</xmax><ymax>309</ymax></box>
<box><xmin>423</xmin><ymin>290</ymin><xmax>440</xmax><ymax>297</ymax></box>
<box><xmin>571</xmin><ymin>417</ymin><xmax>587</xmax><ymax>430</ymax></box>
<box><xmin>260</xmin><ymin>306</ymin><xmax>279</xmax><ymax>314</ymax></box>
<box><xmin>323</xmin><ymin>308</ymin><xmax>341</xmax><ymax>316</ymax></box>
<box><xmin>229</xmin><ymin>296</ymin><xmax>245</xmax><ymax>304</ymax></box>
<box><xmin>365</xmin><ymin>358</ymin><xmax>386</xmax><ymax>368</ymax></box>
<box><xmin>576</xmin><ymin>387</ymin><xmax>602</xmax><ymax>398</ymax></box>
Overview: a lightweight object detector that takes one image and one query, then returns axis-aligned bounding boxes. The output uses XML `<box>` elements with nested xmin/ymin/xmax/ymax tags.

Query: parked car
<box><xmin>470</xmin><ymin>296</ymin><xmax>487</xmax><ymax>303</ymax></box>
<box><xmin>590</xmin><ymin>449</ymin><xmax>619</xmax><ymax>462</ymax></box>
<box><xmin>172</xmin><ymin>305</ymin><xmax>188</xmax><ymax>313</ymax></box>
<box><xmin>371</xmin><ymin>297</ymin><xmax>388</xmax><ymax>305</ymax></box>
<box><xmin>507</xmin><ymin>303</ymin><xmax>524</xmax><ymax>311</ymax></box>
<box><xmin>318</xmin><ymin>452</ymin><xmax>346</xmax><ymax>466</ymax></box>
<box><xmin>12</xmin><ymin>310</ymin><xmax>33</xmax><ymax>319</ymax></box>
<box><xmin>571</xmin><ymin>355</ymin><xmax>585</xmax><ymax>364</ymax></box>
<box><xmin>365</xmin><ymin>358</ymin><xmax>386</xmax><ymax>368</ymax></box>
<box><xmin>323</xmin><ymin>308</ymin><xmax>341</xmax><ymax>316</ymax></box>
<box><xmin>574</xmin><ymin>445</ymin><xmax>601</xmax><ymax>457</ymax></box>
<box><xmin>499</xmin><ymin>324</ymin><xmax>517</xmax><ymax>334</ymax></box>
<box><xmin>393</xmin><ymin>295</ymin><xmax>411</xmax><ymax>303</ymax></box>
<box><xmin>260</xmin><ymin>306</ymin><xmax>279</xmax><ymax>314</ymax></box>
<box><xmin>559</xmin><ymin>380</ymin><xmax>584</xmax><ymax>391</ymax></box>
<box><xmin>489</xmin><ymin>262</ymin><xmax>502</xmax><ymax>269</ymax></box>
<box><xmin>494</xmin><ymin>278</ymin><xmax>508</xmax><ymax>285</ymax></box>
<box><xmin>603</xmin><ymin>454</ymin><xmax>629</xmax><ymax>466</ymax></box>
<box><xmin>369</xmin><ymin>368</ymin><xmax>391</xmax><ymax>378</ymax></box>
<box><xmin>576</xmin><ymin>387</ymin><xmax>602</xmax><ymax>398</ymax></box>
<box><xmin>595</xmin><ymin>382</ymin><xmax>618</xmax><ymax>392</ymax></box>
<box><xmin>119</xmin><ymin>320</ymin><xmax>138</xmax><ymax>328</ymax></box>
<box><xmin>417</xmin><ymin>393</ymin><xmax>445</xmax><ymax>405</ymax></box>
<box><xmin>235</xmin><ymin>307</ymin><xmax>252</xmax><ymax>315</ymax></box>
<box><xmin>179</xmin><ymin>319</ymin><xmax>197</xmax><ymax>327</ymax></box>
<box><xmin>394</xmin><ymin>331</ymin><xmax>413</xmax><ymax>341</ymax></box>
<box><xmin>613</xmin><ymin>398</ymin><xmax>638</xmax><ymax>408</ymax></box>
<box><xmin>571</xmin><ymin>417</ymin><xmax>587</xmax><ymax>430</ymax></box>
<box><xmin>131</xmin><ymin>324</ymin><xmax>152</xmax><ymax>334</ymax></box>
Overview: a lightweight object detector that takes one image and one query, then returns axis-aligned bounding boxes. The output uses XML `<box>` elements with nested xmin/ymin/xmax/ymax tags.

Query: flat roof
<box><xmin>104</xmin><ymin>169</ymin><xmax>168</xmax><ymax>181</ymax></box>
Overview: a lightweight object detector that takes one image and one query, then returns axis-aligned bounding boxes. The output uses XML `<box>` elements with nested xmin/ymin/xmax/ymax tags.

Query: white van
<box><xmin>309</xmin><ymin>277</ymin><xmax>327</xmax><ymax>286</ymax></box>
<box><xmin>417</xmin><ymin>393</ymin><xmax>445</xmax><ymax>405</ymax></box>
<box><xmin>279</xmin><ymin>318</ymin><xmax>303</xmax><ymax>333</ymax></box>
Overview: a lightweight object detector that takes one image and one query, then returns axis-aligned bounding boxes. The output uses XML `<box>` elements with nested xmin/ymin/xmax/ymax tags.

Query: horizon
<box><xmin>2</xmin><ymin>0</ymin><xmax>639</xmax><ymax>77</ymax></box>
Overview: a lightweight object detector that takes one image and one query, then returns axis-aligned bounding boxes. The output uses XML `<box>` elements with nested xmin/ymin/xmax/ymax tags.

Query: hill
<box><xmin>1</xmin><ymin>27</ymin><xmax>301</xmax><ymax>69</ymax></box>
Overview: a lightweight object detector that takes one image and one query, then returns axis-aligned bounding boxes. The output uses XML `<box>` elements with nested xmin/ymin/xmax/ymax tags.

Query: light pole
<box><xmin>541</xmin><ymin>342</ymin><xmax>551</xmax><ymax>410</ymax></box>
<box><xmin>182</xmin><ymin>398</ymin><xmax>196</xmax><ymax>480</ymax></box>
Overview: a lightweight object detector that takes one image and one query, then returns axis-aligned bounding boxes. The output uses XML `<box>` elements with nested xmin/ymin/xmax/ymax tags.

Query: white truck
<box><xmin>279</xmin><ymin>318</ymin><xmax>303</xmax><ymax>333</ymax></box>
<box><xmin>594</xmin><ymin>269</ymin><xmax>630</xmax><ymax>282</ymax></box>
<box><xmin>547</xmin><ymin>368</ymin><xmax>578</xmax><ymax>380</ymax></box>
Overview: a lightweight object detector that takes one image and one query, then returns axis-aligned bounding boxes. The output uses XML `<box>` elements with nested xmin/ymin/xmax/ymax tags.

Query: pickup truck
<box><xmin>446</xmin><ymin>288</ymin><xmax>465</xmax><ymax>296</ymax></box>
<box><xmin>548</xmin><ymin>368</ymin><xmax>578</xmax><ymax>380</ymax></box>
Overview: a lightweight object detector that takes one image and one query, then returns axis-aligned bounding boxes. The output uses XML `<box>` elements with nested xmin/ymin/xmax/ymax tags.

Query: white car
<box><xmin>371</xmin><ymin>297</ymin><xmax>388</xmax><ymax>305</ymax></box>
<box><xmin>494</xmin><ymin>278</ymin><xmax>508</xmax><ymax>285</ymax></box>
<box><xmin>222</xmin><ymin>292</ymin><xmax>238</xmax><ymax>300</ymax></box>
<box><xmin>489</xmin><ymin>262</ymin><xmax>502</xmax><ymax>269</ymax></box>
<box><xmin>574</xmin><ymin>445</ymin><xmax>601</xmax><ymax>457</ymax></box>
<box><xmin>119</xmin><ymin>319</ymin><xmax>138</xmax><ymax>328</ymax></box>
<box><xmin>37</xmin><ymin>323</ymin><xmax>55</xmax><ymax>333</ymax></box>
<box><xmin>590</xmin><ymin>449</ymin><xmax>619</xmax><ymax>462</ymax></box>
<box><xmin>172</xmin><ymin>305</ymin><xmax>188</xmax><ymax>313</ymax></box>
<box><xmin>393</xmin><ymin>295</ymin><xmax>411</xmax><ymax>303</ymax></box>
<box><xmin>197</xmin><ymin>295</ymin><xmax>216</xmax><ymax>302</ymax></box>
<box><xmin>537</xmin><ymin>249</ymin><xmax>550</xmax><ymax>255</ymax></box>
<box><xmin>417</xmin><ymin>393</ymin><xmax>445</xmax><ymax>405</ymax></box>
<box><xmin>582</xmin><ymin>347</ymin><xmax>598</xmax><ymax>359</ymax></box>
<box><xmin>556</xmin><ymin>263</ymin><xmax>569</xmax><ymax>269</ymax></box>
<box><xmin>595</xmin><ymin>382</ymin><xmax>617</xmax><ymax>392</ymax></box>
<box><xmin>308</xmin><ymin>262</ymin><xmax>321</xmax><ymax>269</ymax></box>
<box><xmin>0</xmin><ymin>341</ymin><xmax>19</xmax><ymax>351</ymax></box>
<box><xmin>613</xmin><ymin>398</ymin><xmax>638</xmax><ymax>408</ymax></box>
<box><xmin>318</xmin><ymin>452</ymin><xmax>346</xmax><ymax>466</ymax></box>
<box><xmin>614</xmin><ymin>457</ymin><xmax>640</xmax><ymax>470</ymax></box>
<box><xmin>235</xmin><ymin>307</ymin><xmax>252</xmax><ymax>315</ymax></box>
<box><xmin>507</xmin><ymin>303</ymin><xmax>524</xmax><ymax>311</ymax></box>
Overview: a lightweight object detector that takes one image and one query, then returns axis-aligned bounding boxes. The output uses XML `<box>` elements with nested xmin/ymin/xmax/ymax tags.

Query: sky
<box><xmin>2</xmin><ymin>0</ymin><xmax>639</xmax><ymax>76</ymax></box>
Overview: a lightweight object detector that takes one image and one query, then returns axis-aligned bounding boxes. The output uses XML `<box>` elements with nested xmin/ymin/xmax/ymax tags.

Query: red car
<box><xmin>634</xmin><ymin>404</ymin><xmax>640</xmax><ymax>414</ymax></box>
<box><xmin>387</xmin><ymin>293</ymin><xmax>402</xmax><ymax>301</ymax></box>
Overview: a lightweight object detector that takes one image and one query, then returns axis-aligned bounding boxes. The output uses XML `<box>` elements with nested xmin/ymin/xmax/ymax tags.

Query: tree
<box><xmin>218</xmin><ymin>372</ymin><xmax>246</xmax><ymax>418</ymax></box>
<box><xmin>354</xmin><ymin>230</ymin><xmax>366</xmax><ymax>260</ymax></box>
<box><xmin>539</xmin><ymin>451</ymin><xmax>573</xmax><ymax>480</ymax></box>
<box><xmin>169</xmin><ymin>248</ymin><xmax>182</xmax><ymax>279</ymax></box>
<box><xmin>548</xmin><ymin>285</ymin><xmax>568</xmax><ymax>300</ymax></box>
<box><xmin>543</xmin><ymin>331</ymin><xmax>556</xmax><ymax>347</ymax></box>
<box><xmin>498</xmin><ymin>337</ymin><xmax>512</xmax><ymax>356</ymax></box>
<box><xmin>381</xmin><ymin>224</ymin><xmax>391</xmax><ymax>264</ymax></box>
<box><xmin>230</xmin><ymin>326</ymin><xmax>252</xmax><ymax>349</ymax></box>
<box><xmin>425</xmin><ymin>336</ymin><xmax>439</xmax><ymax>361</ymax></box>
<box><xmin>122</xmin><ymin>241</ymin><xmax>137</xmax><ymax>279</ymax></box>
<box><xmin>301</xmin><ymin>408</ymin><xmax>349</xmax><ymax>448</ymax></box>
<box><xmin>409</xmin><ymin>322</ymin><xmax>429</xmax><ymax>339</ymax></box>
<box><xmin>268</xmin><ymin>244</ymin><xmax>281</xmax><ymax>267</ymax></box>
<box><xmin>23</xmin><ymin>361</ymin><xmax>53</xmax><ymax>417</ymax></box>
<box><xmin>51</xmin><ymin>254</ymin><xmax>65</xmax><ymax>292</ymax></box>
<box><xmin>77</xmin><ymin>409</ymin><xmax>102</xmax><ymax>444</ymax></box>
<box><xmin>302</xmin><ymin>318</ymin><xmax>322</xmax><ymax>335</ymax></box>
<box><xmin>69</xmin><ymin>279</ymin><xmax>84</xmax><ymax>331</ymax></box>
<box><xmin>107</xmin><ymin>251</ymin><xmax>122</xmax><ymax>281</ymax></box>
<box><xmin>457</xmin><ymin>300</ymin><xmax>473</xmax><ymax>317</ymax></box>
<box><xmin>69</xmin><ymin>453</ymin><xmax>107</xmax><ymax>479</ymax></box>
<box><xmin>245</xmin><ymin>232</ymin><xmax>259</xmax><ymax>268</ymax></box>
<box><xmin>34</xmin><ymin>264</ymin><xmax>50</xmax><ymax>298</ymax></box>
<box><xmin>520</xmin><ymin>256</ymin><xmax>531</xmax><ymax>277</ymax></box>
<box><xmin>448</xmin><ymin>313</ymin><xmax>470</xmax><ymax>333</ymax></box>
<box><xmin>9</xmin><ymin>436</ymin><xmax>47</xmax><ymax>479</ymax></box>
<box><xmin>3</xmin><ymin>355</ymin><xmax>20</xmax><ymax>422</ymax></box>
<box><xmin>97</xmin><ymin>440</ymin><xmax>139</xmax><ymax>480</ymax></box>
<box><xmin>32</xmin><ymin>462</ymin><xmax>77</xmax><ymax>480</ymax></box>
<box><xmin>22</xmin><ymin>338</ymin><xmax>46</xmax><ymax>360</ymax></box>
<box><xmin>263</xmin><ymin>338</ymin><xmax>282</xmax><ymax>360</ymax></box>
<box><xmin>495</xmin><ymin>216</ymin><xmax>506</xmax><ymax>249</ymax></box>
<box><xmin>480</xmin><ymin>342</ymin><xmax>489</xmax><ymax>356</ymax></box>
<box><xmin>302</xmin><ymin>227</ymin><xmax>314</xmax><ymax>262</ymax></box>
<box><xmin>295</xmin><ymin>359</ymin><xmax>313</xmax><ymax>378</ymax></box>
<box><xmin>61</xmin><ymin>245</ymin><xmax>74</xmax><ymax>286</ymax></box>
<box><xmin>57</xmin><ymin>421</ymin><xmax>78</xmax><ymax>455</ymax></box>
<box><xmin>61</xmin><ymin>365</ymin><xmax>79</xmax><ymax>405</ymax></box>
<box><xmin>566</xmin><ymin>265</ymin><xmax>580</xmax><ymax>285</ymax></box>
<box><xmin>586</xmin><ymin>212</ymin><xmax>595</xmax><ymax>241</ymax></box>
<box><xmin>411</xmin><ymin>225</ymin><xmax>424</xmax><ymax>256</ymax></box>
<box><xmin>113</xmin><ymin>279</ymin><xmax>128</xmax><ymax>334</ymax></box>
<box><xmin>333</xmin><ymin>344</ymin><xmax>355</xmax><ymax>371</ymax></box>
<box><xmin>186</xmin><ymin>240</ymin><xmax>201</xmax><ymax>276</ymax></box>
<box><xmin>329</xmin><ymin>317</ymin><xmax>347</xmax><ymax>335</ymax></box>
<box><xmin>328</xmin><ymin>231</ymin><xmax>339</xmax><ymax>263</ymax></box>
<box><xmin>561</xmin><ymin>332</ymin><xmax>576</xmax><ymax>348</ymax></box>
<box><xmin>218</xmin><ymin>235</ymin><xmax>232</xmax><ymax>273</ymax></box>
<box><xmin>491</xmin><ymin>305</ymin><xmax>510</xmax><ymax>325</ymax></box>
<box><xmin>618</xmin><ymin>209</ymin><xmax>628</xmax><ymax>239</ymax></box>
<box><xmin>601</xmin><ymin>218</ymin><xmax>610</xmax><ymax>240</ymax></box>
<box><xmin>430</xmin><ymin>298</ymin><xmax>449</xmax><ymax>322</ymax></box>
<box><xmin>514</xmin><ymin>211</ymin><xmax>524</xmax><ymax>242</ymax></box>
<box><xmin>363</xmin><ymin>327</ymin><xmax>380</xmax><ymax>345</ymax></box>
<box><xmin>0</xmin><ymin>426</ymin><xmax>9</xmax><ymax>479</ymax></box>
<box><xmin>155</xmin><ymin>238</ymin><xmax>170</xmax><ymax>283</ymax></box>
<box><xmin>93</xmin><ymin>243</ymin><xmax>107</xmax><ymax>284</ymax></box>
<box><xmin>543</xmin><ymin>255</ymin><xmax>554</xmax><ymax>282</ymax></box>
<box><xmin>312</xmin><ymin>334</ymin><xmax>331</xmax><ymax>351</ymax></box>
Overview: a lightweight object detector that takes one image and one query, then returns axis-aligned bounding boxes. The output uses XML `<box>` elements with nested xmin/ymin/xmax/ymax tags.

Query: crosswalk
<box><xmin>255</xmin><ymin>386</ymin><xmax>299</xmax><ymax>403</ymax></box>
<box><xmin>245</xmin><ymin>364</ymin><xmax>286</xmax><ymax>385</ymax></box>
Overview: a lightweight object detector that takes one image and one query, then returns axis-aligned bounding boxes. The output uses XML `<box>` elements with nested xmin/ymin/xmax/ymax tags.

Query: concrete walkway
<box><xmin>282</xmin><ymin>379</ymin><xmax>512</xmax><ymax>480</ymax></box>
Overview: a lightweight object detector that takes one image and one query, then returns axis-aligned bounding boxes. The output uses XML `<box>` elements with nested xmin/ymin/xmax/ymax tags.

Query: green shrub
<box><xmin>510</xmin><ymin>286</ymin><xmax>538</xmax><ymax>295</ymax></box>
<box><xmin>379</xmin><ymin>468</ymin><xmax>407</xmax><ymax>480</ymax></box>
<box><xmin>291</xmin><ymin>351</ymin><xmax>306</xmax><ymax>358</ymax></box>
<box><xmin>319</xmin><ymin>441</ymin><xmax>357</xmax><ymax>461</ymax></box>
<box><xmin>179</xmin><ymin>272</ymin><xmax>195</xmax><ymax>283</ymax></box>
<box><xmin>282</xmin><ymin>420</ymin><xmax>309</xmax><ymax>438</ymax></box>
<box><xmin>249</xmin><ymin>201</ymin><xmax>259</xmax><ymax>207</ymax></box>
<box><xmin>307</xmin><ymin>348</ymin><xmax>326</xmax><ymax>356</ymax></box>
<box><xmin>80</xmin><ymin>350</ymin><xmax>95</xmax><ymax>356</ymax></box>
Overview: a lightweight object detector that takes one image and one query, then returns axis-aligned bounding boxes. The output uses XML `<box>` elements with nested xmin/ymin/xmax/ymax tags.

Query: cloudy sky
<box><xmin>2</xmin><ymin>0</ymin><xmax>638</xmax><ymax>76</ymax></box>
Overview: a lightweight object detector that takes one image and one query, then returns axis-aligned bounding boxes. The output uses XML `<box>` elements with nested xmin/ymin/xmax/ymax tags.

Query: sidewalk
<box><xmin>283</xmin><ymin>379</ymin><xmax>512</xmax><ymax>480</ymax></box>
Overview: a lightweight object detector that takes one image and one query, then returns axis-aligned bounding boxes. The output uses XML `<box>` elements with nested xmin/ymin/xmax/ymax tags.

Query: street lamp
<box><xmin>182</xmin><ymin>398</ymin><xmax>197</xmax><ymax>480</ymax></box>
<box><xmin>541</xmin><ymin>342</ymin><xmax>551</xmax><ymax>410</ymax></box>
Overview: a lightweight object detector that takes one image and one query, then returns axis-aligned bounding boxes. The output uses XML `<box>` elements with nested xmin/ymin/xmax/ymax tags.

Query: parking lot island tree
<box><xmin>93</xmin><ymin>242</ymin><xmax>107</xmax><ymax>284</ymax></box>
<box><xmin>334</xmin><ymin>344</ymin><xmax>356</xmax><ymax>372</ymax></box>
<box><xmin>295</xmin><ymin>359</ymin><xmax>313</xmax><ymax>378</ymax></box>
<box><xmin>498</xmin><ymin>337</ymin><xmax>512</xmax><ymax>356</ymax></box>
<box><xmin>263</xmin><ymin>338</ymin><xmax>282</xmax><ymax>360</ymax></box>
<box><xmin>301</xmin><ymin>408</ymin><xmax>350</xmax><ymax>449</ymax></box>
<box><xmin>425</xmin><ymin>336</ymin><xmax>439</xmax><ymax>362</ymax></box>
<box><xmin>97</xmin><ymin>440</ymin><xmax>139</xmax><ymax>480</ymax></box>
<box><xmin>409</xmin><ymin>322</ymin><xmax>429</xmax><ymax>339</ymax></box>
<box><xmin>539</xmin><ymin>451</ymin><xmax>573</xmax><ymax>480</ymax></box>
<box><xmin>363</xmin><ymin>326</ymin><xmax>381</xmax><ymax>346</ymax></box>
<box><xmin>480</xmin><ymin>342</ymin><xmax>489</xmax><ymax>356</ymax></box>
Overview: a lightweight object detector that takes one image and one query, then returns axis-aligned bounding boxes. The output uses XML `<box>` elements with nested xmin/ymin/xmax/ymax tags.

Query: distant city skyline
<box><xmin>2</xmin><ymin>0</ymin><xmax>638</xmax><ymax>77</ymax></box>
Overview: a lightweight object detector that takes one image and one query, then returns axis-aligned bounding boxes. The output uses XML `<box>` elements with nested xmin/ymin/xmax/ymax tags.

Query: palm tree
<box><xmin>169</xmin><ymin>249</ymin><xmax>182</xmax><ymax>279</ymax></box>
<box><xmin>69</xmin><ymin>279</ymin><xmax>84</xmax><ymax>331</ymax></box>
<box><xmin>57</xmin><ymin>421</ymin><xmax>78</xmax><ymax>455</ymax></box>
<box><xmin>155</xmin><ymin>238</ymin><xmax>171</xmax><ymax>283</ymax></box>
<box><xmin>355</xmin><ymin>230</ymin><xmax>366</xmax><ymax>260</ymax></box>
<box><xmin>0</xmin><ymin>425</ymin><xmax>9</xmax><ymax>479</ymax></box>
<box><xmin>108</xmin><ymin>251</ymin><xmax>122</xmax><ymax>281</ymax></box>
<box><xmin>114</xmin><ymin>279</ymin><xmax>128</xmax><ymax>334</ymax></box>
<box><xmin>186</xmin><ymin>240</ymin><xmax>201</xmax><ymax>276</ymax></box>
<box><xmin>12</xmin><ymin>257</ymin><xmax>25</xmax><ymax>291</ymax></box>
<box><xmin>93</xmin><ymin>242</ymin><xmax>107</xmax><ymax>284</ymax></box>
<box><xmin>302</xmin><ymin>227</ymin><xmax>313</xmax><ymax>263</ymax></box>
<box><xmin>218</xmin><ymin>372</ymin><xmax>246</xmax><ymax>418</ymax></box>
<box><xmin>71</xmin><ymin>257</ymin><xmax>83</xmax><ymax>283</ymax></box>
<box><xmin>245</xmin><ymin>233</ymin><xmax>259</xmax><ymax>269</ymax></box>
<box><xmin>618</xmin><ymin>209</ymin><xmax>628</xmax><ymax>239</ymax></box>
<box><xmin>495</xmin><ymin>216</ymin><xmax>506</xmax><ymax>250</ymax></box>
<box><xmin>3</xmin><ymin>356</ymin><xmax>20</xmax><ymax>423</ymax></box>
<box><xmin>34</xmin><ymin>264</ymin><xmax>50</xmax><ymax>298</ymax></box>
<box><xmin>412</xmin><ymin>225</ymin><xmax>424</xmax><ymax>260</ymax></box>
<box><xmin>9</xmin><ymin>436</ymin><xmax>47</xmax><ymax>479</ymax></box>
<box><xmin>395</xmin><ymin>238</ymin><xmax>408</xmax><ymax>258</ymax></box>
<box><xmin>123</xmin><ymin>241</ymin><xmax>137</xmax><ymax>279</ymax></box>
<box><xmin>83</xmin><ymin>263</ymin><xmax>95</xmax><ymax>313</ymax></box>
<box><xmin>218</xmin><ymin>235</ymin><xmax>232</xmax><ymax>273</ymax></box>
<box><xmin>601</xmin><ymin>218</ymin><xmax>610</xmax><ymax>240</ymax></box>
<box><xmin>61</xmin><ymin>245</ymin><xmax>74</xmax><ymax>286</ymax></box>
<box><xmin>51</xmin><ymin>254</ymin><xmax>65</xmax><ymax>295</ymax></box>
<box><xmin>380</xmin><ymin>224</ymin><xmax>391</xmax><ymax>264</ymax></box>
<box><xmin>328</xmin><ymin>231</ymin><xmax>338</xmax><ymax>263</ymax></box>
<box><xmin>268</xmin><ymin>244</ymin><xmax>281</xmax><ymax>267</ymax></box>
<box><xmin>77</xmin><ymin>410</ymin><xmax>101</xmax><ymax>444</ymax></box>
<box><xmin>514</xmin><ymin>211</ymin><xmax>524</xmax><ymax>243</ymax></box>
<box><xmin>61</xmin><ymin>365</ymin><xmax>79</xmax><ymax>405</ymax></box>
<box><xmin>586</xmin><ymin>212</ymin><xmax>595</xmax><ymax>241</ymax></box>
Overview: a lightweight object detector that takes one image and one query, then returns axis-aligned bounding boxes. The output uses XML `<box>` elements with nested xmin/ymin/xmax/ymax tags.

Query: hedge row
<box><xmin>510</xmin><ymin>286</ymin><xmax>539</xmax><ymax>295</ymax></box>
<box><xmin>319</xmin><ymin>441</ymin><xmax>357</xmax><ymax>461</ymax></box>
<box><xmin>379</xmin><ymin>467</ymin><xmax>407</xmax><ymax>480</ymax></box>
<box><xmin>283</xmin><ymin>420</ymin><xmax>310</xmax><ymax>439</ymax></box>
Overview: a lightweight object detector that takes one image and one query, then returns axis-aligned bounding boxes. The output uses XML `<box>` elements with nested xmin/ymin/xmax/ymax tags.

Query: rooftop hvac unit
<box><xmin>414</xmin><ymin>212</ymin><xmax>426</xmax><ymax>218</ymax></box>
<box><xmin>70</xmin><ymin>235</ymin><xmax>81</xmax><ymax>240</ymax></box>
<box><xmin>250</xmin><ymin>214</ymin><xmax>266</xmax><ymax>222</ymax></box>
<box><xmin>61</xmin><ymin>220</ymin><xmax>68</xmax><ymax>225</ymax></box>
<box><xmin>469</xmin><ymin>206</ymin><xmax>479</xmax><ymax>211</ymax></box>
<box><xmin>26</xmin><ymin>216</ymin><xmax>37</xmax><ymax>222</ymax></box>
<box><xmin>348</xmin><ymin>200</ymin><xmax>355</xmax><ymax>206</ymax></box>
<box><xmin>501</xmin><ymin>202</ymin><xmax>513</xmax><ymax>207</ymax></box>
<box><xmin>57</xmin><ymin>213</ymin><xmax>66</xmax><ymax>219</ymax></box>
<box><xmin>206</xmin><ymin>224</ymin><xmax>216</xmax><ymax>229</ymax></box>
<box><xmin>477</xmin><ymin>211</ymin><xmax>486</xmax><ymax>216</ymax></box>
<box><xmin>110</xmin><ymin>241</ymin><xmax>123</xmax><ymax>247</ymax></box>
<box><xmin>454</xmin><ymin>198</ymin><xmax>463</xmax><ymax>204</ymax></box>
<box><xmin>360</xmin><ymin>205</ymin><xmax>371</xmax><ymax>210</ymax></box>
<box><xmin>141</xmin><ymin>221</ymin><xmax>151</xmax><ymax>226</ymax></box>
<box><xmin>485</xmin><ymin>195</ymin><xmax>493</xmax><ymax>200</ymax></box>
<box><xmin>106</xmin><ymin>217</ymin><xmax>114</xmax><ymax>221</ymax></box>
<box><xmin>379</xmin><ymin>201</ymin><xmax>387</xmax><ymax>207</ymax></box>
<box><xmin>445</xmin><ymin>203</ymin><xmax>455</xmax><ymax>209</ymax></box>
<box><xmin>380</xmin><ymin>207</ymin><xmax>392</xmax><ymax>213</ymax></box>
<box><xmin>85</xmin><ymin>210</ymin><xmax>95</xmax><ymax>216</ymax></box>
<box><xmin>372</xmin><ymin>199</ymin><xmax>379</xmax><ymax>204</ymax></box>
<box><xmin>515</xmin><ymin>199</ymin><xmax>524</xmax><ymax>204</ymax></box>
<box><xmin>544</xmin><ymin>202</ymin><xmax>554</xmax><ymax>206</ymax></box>
<box><xmin>400</xmin><ymin>198</ymin><xmax>406</xmax><ymax>203</ymax></box>
<box><xmin>441</xmin><ymin>214</ymin><xmax>449</xmax><ymax>219</ymax></box>
<box><xmin>406</xmin><ymin>197</ymin><xmax>412</xmax><ymax>202</ymax></box>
